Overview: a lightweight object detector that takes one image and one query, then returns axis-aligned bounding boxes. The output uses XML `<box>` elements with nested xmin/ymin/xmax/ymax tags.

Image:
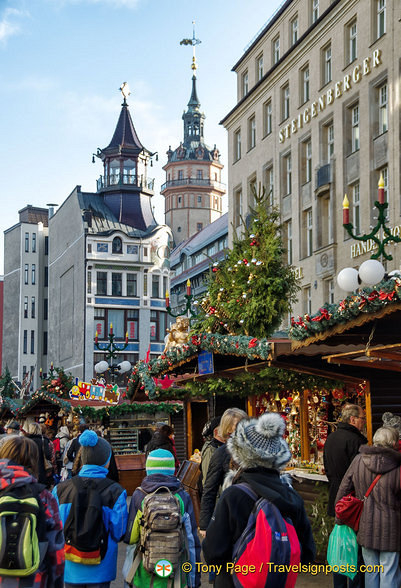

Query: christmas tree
<box><xmin>192</xmin><ymin>185</ymin><xmax>300</xmax><ymax>338</ymax></box>
<box><xmin>0</xmin><ymin>367</ymin><xmax>17</xmax><ymax>398</ymax></box>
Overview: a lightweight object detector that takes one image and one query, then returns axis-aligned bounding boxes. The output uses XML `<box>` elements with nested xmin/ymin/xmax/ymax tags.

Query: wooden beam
<box><xmin>365</xmin><ymin>381</ymin><xmax>372</xmax><ymax>445</ymax></box>
<box><xmin>326</xmin><ymin>356</ymin><xmax>401</xmax><ymax>372</ymax></box>
<box><xmin>367</xmin><ymin>350</ymin><xmax>401</xmax><ymax>361</ymax></box>
<box><xmin>269</xmin><ymin>360</ymin><xmax>364</xmax><ymax>384</ymax></box>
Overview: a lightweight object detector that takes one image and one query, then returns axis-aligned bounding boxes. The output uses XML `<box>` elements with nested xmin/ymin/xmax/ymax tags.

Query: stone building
<box><xmin>221</xmin><ymin>0</ymin><xmax>399</xmax><ymax>322</ymax></box>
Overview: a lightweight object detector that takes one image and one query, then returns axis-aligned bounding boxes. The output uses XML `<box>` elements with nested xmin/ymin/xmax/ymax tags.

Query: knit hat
<box><xmin>227</xmin><ymin>412</ymin><xmax>291</xmax><ymax>471</ymax></box>
<box><xmin>5</xmin><ymin>420</ymin><xmax>20</xmax><ymax>431</ymax></box>
<box><xmin>79</xmin><ymin>429</ymin><xmax>112</xmax><ymax>467</ymax></box>
<box><xmin>202</xmin><ymin>416</ymin><xmax>221</xmax><ymax>438</ymax></box>
<box><xmin>382</xmin><ymin>412</ymin><xmax>401</xmax><ymax>439</ymax></box>
<box><xmin>146</xmin><ymin>449</ymin><xmax>175</xmax><ymax>476</ymax></box>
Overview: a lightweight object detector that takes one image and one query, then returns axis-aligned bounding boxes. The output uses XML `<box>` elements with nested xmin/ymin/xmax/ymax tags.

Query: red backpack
<box><xmin>232</xmin><ymin>484</ymin><xmax>301</xmax><ymax>588</ymax></box>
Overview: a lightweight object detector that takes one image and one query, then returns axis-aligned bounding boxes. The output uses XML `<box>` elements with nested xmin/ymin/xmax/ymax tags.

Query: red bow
<box><xmin>311</xmin><ymin>308</ymin><xmax>331</xmax><ymax>322</ymax></box>
<box><xmin>379</xmin><ymin>290</ymin><xmax>395</xmax><ymax>301</ymax></box>
<box><xmin>248</xmin><ymin>338</ymin><xmax>258</xmax><ymax>348</ymax></box>
<box><xmin>368</xmin><ymin>290</ymin><xmax>379</xmax><ymax>301</ymax></box>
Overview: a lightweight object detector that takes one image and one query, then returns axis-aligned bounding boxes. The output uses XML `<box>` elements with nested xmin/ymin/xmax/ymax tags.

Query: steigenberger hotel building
<box><xmin>221</xmin><ymin>0</ymin><xmax>400</xmax><ymax>323</ymax></box>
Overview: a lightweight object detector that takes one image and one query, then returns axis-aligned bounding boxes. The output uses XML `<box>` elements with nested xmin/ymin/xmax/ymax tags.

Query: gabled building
<box><xmin>48</xmin><ymin>90</ymin><xmax>172</xmax><ymax>381</ymax></box>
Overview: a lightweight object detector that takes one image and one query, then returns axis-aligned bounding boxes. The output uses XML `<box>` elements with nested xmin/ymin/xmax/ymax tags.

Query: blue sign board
<box><xmin>198</xmin><ymin>351</ymin><xmax>214</xmax><ymax>375</ymax></box>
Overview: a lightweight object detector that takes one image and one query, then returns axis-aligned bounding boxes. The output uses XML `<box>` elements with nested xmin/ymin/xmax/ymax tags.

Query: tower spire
<box><xmin>180</xmin><ymin>20</ymin><xmax>201</xmax><ymax>75</ymax></box>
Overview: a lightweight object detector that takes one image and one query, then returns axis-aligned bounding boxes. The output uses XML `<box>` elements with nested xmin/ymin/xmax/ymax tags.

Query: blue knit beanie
<box><xmin>146</xmin><ymin>449</ymin><xmax>175</xmax><ymax>476</ymax></box>
<box><xmin>79</xmin><ymin>429</ymin><xmax>112</xmax><ymax>467</ymax></box>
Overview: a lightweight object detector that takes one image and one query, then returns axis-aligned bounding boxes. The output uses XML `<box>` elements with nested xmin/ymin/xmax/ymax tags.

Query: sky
<box><xmin>0</xmin><ymin>0</ymin><xmax>284</xmax><ymax>272</ymax></box>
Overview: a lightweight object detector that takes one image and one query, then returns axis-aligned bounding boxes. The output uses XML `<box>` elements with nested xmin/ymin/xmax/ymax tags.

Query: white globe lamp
<box><xmin>117</xmin><ymin>361</ymin><xmax>132</xmax><ymax>374</ymax></box>
<box><xmin>94</xmin><ymin>360</ymin><xmax>109</xmax><ymax>374</ymax></box>
<box><xmin>337</xmin><ymin>267</ymin><xmax>360</xmax><ymax>292</ymax></box>
<box><xmin>359</xmin><ymin>259</ymin><xmax>385</xmax><ymax>286</ymax></box>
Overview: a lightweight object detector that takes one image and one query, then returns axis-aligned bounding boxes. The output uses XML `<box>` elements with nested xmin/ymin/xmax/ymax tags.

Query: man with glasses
<box><xmin>324</xmin><ymin>403</ymin><xmax>367</xmax><ymax>588</ymax></box>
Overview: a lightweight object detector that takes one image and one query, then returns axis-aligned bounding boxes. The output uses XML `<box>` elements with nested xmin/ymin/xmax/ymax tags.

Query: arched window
<box><xmin>112</xmin><ymin>237</ymin><xmax>122</xmax><ymax>254</ymax></box>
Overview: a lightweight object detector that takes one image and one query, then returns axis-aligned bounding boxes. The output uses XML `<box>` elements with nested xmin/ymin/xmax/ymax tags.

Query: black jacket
<box><xmin>27</xmin><ymin>433</ymin><xmax>52</xmax><ymax>485</ymax></box>
<box><xmin>323</xmin><ymin>422</ymin><xmax>367</xmax><ymax>516</ymax></box>
<box><xmin>202</xmin><ymin>468</ymin><xmax>316</xmax><ymax>587</ymax></box>
<box><xmin>199</xmin><ymin>443</ymin><xmax>231</xmax><ymax>530</ymax></box>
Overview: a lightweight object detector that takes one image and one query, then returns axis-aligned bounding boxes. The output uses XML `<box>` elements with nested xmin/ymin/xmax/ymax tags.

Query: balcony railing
<box><xmin>97</xmin><ymin>173</ymin><xmax>154</xmax><ymax>192</ymax></box>
<box><xmin>316</xmin><ymin>164</ymin><xmax>331</xmax><ymax>189</ymax></box>
<box><xmin>161</xmin><ymin>177</ymin><xmax>226</xmax><ymax>192</ymax></box>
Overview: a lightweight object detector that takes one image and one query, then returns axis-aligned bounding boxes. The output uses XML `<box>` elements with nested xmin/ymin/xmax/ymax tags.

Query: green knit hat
<box><xmin>146</xmin><ymin>449</ymin><xmax>175</xmax><ymax>476</ymax></box>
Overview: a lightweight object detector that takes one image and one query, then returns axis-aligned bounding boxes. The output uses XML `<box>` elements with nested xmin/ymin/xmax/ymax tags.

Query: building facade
<box><xmin>48</xmin><ymin>92</ymin><xmax>172</xmax><ymax>381</ymax></box>
<box><xmin>3</xmin><ymin>206</ymin><xmax>49</xmax><ymax>390</ymax></box>
<box><xmin>222</xmin><ymin>0</ymin><xmax>400</xmax><ymax>322</ymax></box>
<box><xmin>161</xmin><ymin>65</ymin><xmax>226</xmax><ymax>245</ymax></box>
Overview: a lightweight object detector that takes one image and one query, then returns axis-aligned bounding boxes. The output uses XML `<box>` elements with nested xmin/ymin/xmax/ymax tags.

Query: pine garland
<box><xmin>73</xmin><ymin>401</ymin><xmax>184</xmax><ymax>420</ymax></box>
<box><xmin>289</xmin><ymin>277</ymin><xmax>401</xmax><ymax>341</ymax></box>
<box><xmin>16</xmin><ymin>391</ymin><xmax>72</xmax><ymax>417</ymax></box>
<box><xmin>127</xmin><ymin>333</ymin><xmax>272</xmax><ymax>399</ymax></box>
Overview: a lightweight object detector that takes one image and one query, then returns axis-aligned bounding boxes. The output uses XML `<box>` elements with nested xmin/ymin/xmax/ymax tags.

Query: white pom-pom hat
<box><xmin>227</xmin><ymin>412</ymin><xmax>291</xmax><ymax>471</ymax></box>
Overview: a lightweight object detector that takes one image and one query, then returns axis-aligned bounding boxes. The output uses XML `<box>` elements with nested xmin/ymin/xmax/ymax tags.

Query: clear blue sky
<box><xmin>0</xmin><ymin>0</ymin><xmax>283</xmax><ymax>272</ymax></box>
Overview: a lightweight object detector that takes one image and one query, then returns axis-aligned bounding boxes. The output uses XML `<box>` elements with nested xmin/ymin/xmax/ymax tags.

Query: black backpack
<box><xmin>0</xmin><ymin>482</ymin><xmax>47</xmax><ymax>577</ymax></box>
<box><xmin>63</xmin><ymin>476</ymin><xmax>113</xmax><ymax>565</ymax></box>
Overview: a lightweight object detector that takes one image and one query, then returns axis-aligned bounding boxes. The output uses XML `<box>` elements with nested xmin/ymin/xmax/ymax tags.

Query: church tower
<box><xmin>161</xmin><ymin>27</ymin><xmax>225</xmax><ymax>246</ymax></box>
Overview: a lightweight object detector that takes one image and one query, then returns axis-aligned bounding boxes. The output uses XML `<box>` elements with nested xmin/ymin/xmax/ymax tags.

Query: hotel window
<box><xmin>311</xmin><ymin>0</ymin><xmax>319</xmax><ymax>23</ymax></box>
<box><xmin>197</xmin><ymin>195</ymin><xmax>202</xmax><ymax>204</ymax></box>
<box><xmin>286</xmin><ymin>220</ymin><xmax>293</xmax><ymax>265</ymax></box>
<box><xmin>127</xmin><ymin>273</ymin><xmax>138</xmax><ymax>297</ymax></box>
<box><xmin>347</xmin><ymin>20</ymin><xmax>357</xmax><ymax>64</ymax></box>
<box><xmin>282</xmin><ymin>83</ymin><xmax>290</xmax><ymax>121</ymax></box>
<box><xmin>283</xmin><ymin>153</ymin><xmax>292</xmax><ymax>195</ymax></box>
<box><xmin>290</xmin><ymin>16</ymin><xmax>298</xmax><ymax>45</ymax></box>
<box><xmin>304</xmin><ymin>286</ymin><xmax>312</xmax><ymax>314</ymax></box>
<box><xmin>23</xmin><ymin>330</ymin><xmax>27</xmax><ymax>354</ymax></box>
<box><xmin>327</xmin><ymin>123</ymin><xmax>334</xmax><ymax>160</ymax></box>
<box><xmin>301</xmin><ymin>65</ymin><xmax>309</xmax><ymax>104</ymax></box>
<box><xmin>97</xmin><ymin>271</ymin><xmax>107</xmax><ymax>295</ymax></box>
<box><xmin>351</xmin><ymin>105</ymin><xmax>360</xmax><ymax>152</ymax></box>
<box><xmin>264</xmin><ymin>165</ymin><xmax>274</xmax><ymax>207</ymax></box>
<box><xmin>150</xmin><ymin>311</ymin><xmax>160</xmax><ymax>342</ymax></box>
<box><xmin>44</xmin><ymin>236</ymin><xmax>48</xmax><ymax>256</ymax></box>
<box><xmin>25</xmin><ymin>233</ymin><xmax>29</xmax><ymax>252</ymax></box>
<box><xmin>127</xmin><ymin>309</ymin><xmax>139</xmax><ymax>340</ymax></box>
<box><xmin>248</xmin><ymin>175</ymin><xmax>257</xmax><ymax>207</ymax></box>
<box><xmin>43</xmin><ymin>332</ymin><xmax>48</xmax><ymax>356</ymax></box>
<box><xmin>87</xmin><ymin>270</ymin><xmax>91</xmax><ymax>294</ymax></box>
<box><xmin>24</xmin><ymin>296</ymin><xmax>28</xmax><ymax>318</ymax></box>
<box><xmin>30</xmin><ymin>331</ymin><xmax>34</xmax><ymax>354</ymax></box>
<box><xmin>352</xmin><ymin>182</ymin><xmax>360</xmax><ymax>235</ymax></box>
<box><xmin>241</xmin><ymin>70</ymin><xmax>249</xmax><ymax>97</ymax></box>
<box><xmin>44</xmin><ymin>266</ymin><xmax>48</xmax><ymax>287</ymax></box>
<box><xmin>152</xmin><ymin>274</ymin><xmax>160</xmax><ymax>298</ymax></box>
<box><xmin>197</xmin><ymin>170</ymin><xmax>203</xmax><ymax>179</ymax></box>
<box><xmin>24</xmin><ymin>264</ymin><xmax>29</xmax><ymax>285</ymax></box>
<box><xmin>233</xmin><ymin>187</ymin><xmax>243</xmax><ymax>228</ymax></box>
<box><xmin>306</xmin><ymin>209</ymin><xmax>313</xmax><ymax>256</ymax></box>
<box><xmin>256</xmin><ymin>54</ymin><xmax>264</xmax><ymax>81</ymax></box>
<box><xmin>234</xmin><ymin>129</ymin><xmax>241</xmax><ymax>161</ymax></box>
<box><xmin>263</xmin><ymin>100</ymin><xmax>272</xmax><ymax>136</ymax></box>
<box><xmin>248</xmin><ymin>115</ymin><xmax>256</xmax><ymax>150</ymax></box>
<box><xmin>379</xmin><ymin>83</ymin><xmax>388</xmax><ymax>134</ymax></box>
<box><xmin>31</xmin><ymin>296</ymin><xmax>35</xmax><ymax>319</ymax></box>
<box><xmin>197</xmin><ymin>222</ymin><xmax>203</xmax><ymax>231</ymax></box>
<box><xmin>324</xmin><ymin>279</ymin><xmax>335</xmax><ymax>304</ymax></box>
<box><xmin>377</xmin><ymin>0</ymin><xmax>386</xmax><ymax>38</ymax></box>
<box><xmin>31</xmin><ymin>264</ymin><xmax>36</xmax><ymax>285</ymax></box>
<box><xmin>379</xmin><ymin>166</ymin><xmax>388</xmax><ymax>203</ymax></box>
<box><xmin>273</xmin><ymin>36</ymin><xmax>280</xmax><ymax>65</ymax></box>
<box><xmin>44</xmin><ymin>299</ymin><xmax>48</xmax><ymax>321</ymax></box>
<box><xmin>303</xmin><ymin>140</ymin><xmax>312</xmax><ymax>184</ymax></box>
<box><xmin>112</xmin><ymin>237</ymin><xmax>122</xmax><ymax>254</ymax></box>
<box><xmin>32</xmin><ymin>233</ymin><xmax>36</xmax><ymax>253</ymax></box>
<box><xmin>177</xmin><ymin>170</ymin><xmax>183</xmax><ymax>180</ymax></box>
<box><xmin>111</xmin><ymin>273</ymin><xmax>122</xmax><ymax>296</ymax></box>
<box><xmin>323</xmin><ymin>44</ymin><xmax>332</xmax><ymax>85</ymax></box>
<box><xmin>317</xmin><ymin>194</ymin><xmax>331</xmax><ymax>247</ymax></box>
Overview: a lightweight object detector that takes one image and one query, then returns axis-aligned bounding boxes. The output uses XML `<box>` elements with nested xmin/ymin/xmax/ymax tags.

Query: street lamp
<box><xmin>94</xmin><ymin>325</ymin><xmax>131</xmax><ymax>383</ymax></box>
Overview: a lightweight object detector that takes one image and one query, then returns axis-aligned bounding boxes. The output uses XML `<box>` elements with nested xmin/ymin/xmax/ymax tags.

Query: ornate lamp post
<box><xmin>94</xmin><ymin>324</ymin><xmax>131</xmax><ymax>382</ymax></box>
<box><xmin>165</xmin><ymin>279</ymin><xmax>197</xmax><ymax>319</ymax></box>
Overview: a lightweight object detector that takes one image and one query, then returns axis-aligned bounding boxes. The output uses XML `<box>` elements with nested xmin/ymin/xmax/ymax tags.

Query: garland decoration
<box><xmin>0</xmin><ymin>396</ymin><xmax>23</xmax><ymax>416</ymax></box>
<box><xmin>73</xmin><ymin>401</ymin><xmax>184</xmax><ymax>420</ymax></box>
<box><xmin>37</xmin><ymin>367</ymin><xmax>74</xmax><ymax>399</ymax></box>
<box><xmin>16</xmin><ymin>391</ymin><xmax>72</xmax><ymax>417</ymax></box>
<box><xmin>289</xmin><ymin>277</ymin><xmax>401</xmax><ymax>342</ymax></box>
<box><xmin>127</xmin><ymin>333</ymin><xmax>272</xmax><ymax>399</ymax></box>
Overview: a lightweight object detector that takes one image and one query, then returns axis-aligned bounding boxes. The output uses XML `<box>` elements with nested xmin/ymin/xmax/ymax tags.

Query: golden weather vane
<box><xmin>180</xmin><ymin>21</ymin><xmax>201</xmax><ymax>72</ymax></box>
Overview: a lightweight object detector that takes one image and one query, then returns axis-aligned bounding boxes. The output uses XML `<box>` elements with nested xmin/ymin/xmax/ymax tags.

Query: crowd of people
<box><xmin>0</xmin><ymin>405</ymin><xmax>398</xmax><ymax>587</ymax></box>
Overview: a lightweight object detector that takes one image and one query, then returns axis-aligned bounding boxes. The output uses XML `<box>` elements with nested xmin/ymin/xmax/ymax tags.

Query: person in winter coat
<box><xmin>53</xmin><ymin>429</ymin><xmax>128</xmax><ymax>588</ymax></box>
<box><xmin>199</xmin><ymin>408</ymin><xmax>248</xmax><ymax>536</ymax></box>
<box><xmin>0</xmin><ymin>435</ymin><xmax>65</xmax><ymax>587</ymax></box>
<box><xmin>198</xmin><ymin>416</ymin><xmax>223</xmax><ymax>496</ymax></box>
<box><xmin>336</xmin><ymin>426</ymin><xmax>401</xmax><ymax>588</ymax></box>
<box><xmin>123</xmin><ymin>448</ymin><xmax>201</xmax><ymax>588</ymax></box>
<box><xmin>323</xmin><ymin>404</ymin><xmax>368</xmax><ymax>517</ymax></box>
<box><xmin>382</xmin><ymin>411</ymin><xmax>401</xmax><ymax>450</ymax></box>
<box><xmin>202</xmin><ymin>412</ymin><xmax>316</xmax><ymax>588</ymax></box>
<box><xmin>22</xmin><ymin>420</ymin><xmax>54</xmax><ymax>487</ymax></box>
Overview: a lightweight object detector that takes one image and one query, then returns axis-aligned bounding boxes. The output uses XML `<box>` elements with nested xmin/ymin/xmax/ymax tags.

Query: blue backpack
<box><xmin>232</xmin><ymin>484</ymin><xmax>301</xmax><ymax>588</ymax></box>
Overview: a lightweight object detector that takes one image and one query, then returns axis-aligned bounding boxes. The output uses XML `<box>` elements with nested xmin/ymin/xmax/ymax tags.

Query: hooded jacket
<box><xmin>55</xmin><ymin>426</ymin><xmax>70</xmax><ymax>452</ymax></box>
<box><xmin>0</xmin><ymin>459</ymin><xmax>64</xmax><ymax>587</ymax></box>
<box><xmin>124</xmin><ymin>473</ymin><xmax>201</xmax><ymax>587</ymax></box>
<box><xmin>336</xmin><ymin>445</ymin><xmax>401</xmax><ymax>552</ymax></box>
<box><xmin>203</xmin><ymin>468</ymin><xmax>316</xmax><ymax>588</ymax></box>
<box><xmin>323</xmin><ymin>422</ymin><xmax>367</xmax><ymax>516</ymax></box>
<box><xmin>53</xmin><ymin>463</ymin><xmax>128</xmax><ymax>584</ymax></box>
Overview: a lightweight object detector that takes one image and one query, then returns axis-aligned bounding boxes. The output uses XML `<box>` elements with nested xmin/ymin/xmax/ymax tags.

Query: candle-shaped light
<box><xmin>39</xmin><ymin>367</ymin><xmax>43</xmax><ymax>377</ymax></box>
<box><xmin>125</xmin><ymin>331</ymin><xmax>129</xmax><ymax>344</ymax></box>
<box><xmin>50</xmin><ymin>361</ymin><xmax>54</xmax><ymax>370</ymax></box>
<box><xmin>343</xmin><ymin>194</ymin><xmax>350</xmax><ymax>225</ymax></box>
<box><xmin>109</xmin><ymin>323</ymin><xmax>113</xmax><ymax>335</ymax></box>
<box><xmin>378</xmin><ymin>173</ymin><xmax>385</xmax><ymax>204</ymax></box>
<box><xmin>186</xmin><ymin>279</ymin><xmax>191</xmax><ymax>296</ymax></box>
<box><xmin>165</xmin><ymin>291</ymin><xmax>170</xmax><ymax>308</ymax></box>
<box><xmin>95</xmin><ymin>331</ymin><xmax>98</xmax><ymax>344</ymax></box>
